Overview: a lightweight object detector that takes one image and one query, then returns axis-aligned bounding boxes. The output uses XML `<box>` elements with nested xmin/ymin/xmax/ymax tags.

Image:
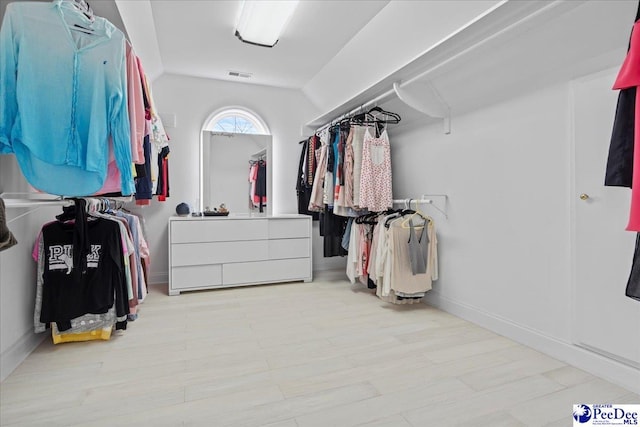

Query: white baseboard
<box><xmin>149</xmin><ymin>272</ymin><xmax>168</xmax><ymax>285</ymax></box>
<box><xmin>424</xmin><ymin>291</ymin><xmax>640</xmax><ymax>395</ymax></box>
<box><xmin>1</xmin><ymin>331</ymin><xmax>45</xmax><ymax>382</ymax></box>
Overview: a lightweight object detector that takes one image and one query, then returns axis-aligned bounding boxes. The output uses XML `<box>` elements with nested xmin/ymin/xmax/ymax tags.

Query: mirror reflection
<box><xmin>201</xmin><ymin>131</ymin><xmax>272</xmax><ymax>216</ymax></box>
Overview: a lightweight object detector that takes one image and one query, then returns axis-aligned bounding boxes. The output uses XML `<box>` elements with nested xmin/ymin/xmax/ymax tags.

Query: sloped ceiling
<box><xmin>115</xmin><ymin>0</ymin><xmax>163</xmax><ymax>81</ymax></box>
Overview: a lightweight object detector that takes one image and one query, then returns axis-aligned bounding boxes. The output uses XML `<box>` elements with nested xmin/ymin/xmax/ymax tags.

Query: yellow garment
<box><xmin>52</xmin><ymin>326</ymin><xmax>112</xmax><ymax>344</ymax></box>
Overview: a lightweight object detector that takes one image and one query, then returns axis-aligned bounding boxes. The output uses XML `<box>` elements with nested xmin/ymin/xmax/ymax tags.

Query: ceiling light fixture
<box><xmin>235</xmin><ymin>0</ymin><xmax>299</xmax><ymax>48</ymax></box>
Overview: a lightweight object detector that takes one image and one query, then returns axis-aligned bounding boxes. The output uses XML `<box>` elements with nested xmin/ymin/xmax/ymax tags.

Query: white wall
<box><xmin>389</xmin><ymin>82</ymin><xmax>573</xmax><ymax>341</ymax></box>
<box><xmin>0</xmin><ymin>0</ymin><xmax>47</xmax><ymax>383</ymax></box>
<box><xmin>0</xmin><ymin>156</ymin><xmax>55</xmax><ymax>381</ymax></box>
<box><xmin>389</xmin><ymin>78</ymin><xmax>640</xmax><ymax>392</ymax></box>
<box><xmin>146</xmin><ymin>74</ymin><xmax>342</xmax><ymax>284</ymax></box>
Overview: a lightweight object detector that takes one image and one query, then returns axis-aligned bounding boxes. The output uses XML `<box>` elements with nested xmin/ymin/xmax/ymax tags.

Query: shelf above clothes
<box><xmin>1</xmin><ymin>193</ymin><xmax>73</xmax><ymax>224</ymax></box>
<box><xmin>303</xmin><ymin>0</ymin><xmax>634</xmax><ymax>135</ymax></box>
<box><xmin>1</xmin><ymin>193</ymin><xmax>72</xmax><ymax>208</ymax></box>
<box><xmin>1</xmin><ymin>193</ymin><xmax>134</xmax><ymax>224</ymax></box>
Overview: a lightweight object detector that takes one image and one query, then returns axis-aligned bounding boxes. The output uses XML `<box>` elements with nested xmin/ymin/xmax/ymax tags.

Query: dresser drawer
<box><xmin>223</xmin><ymin>258</ymin><xmax>311</xmax><ymax>285</ymax></box>
<box><xmin>171</xmin><ymin>219</ymin><xmax>268</xmax><ymax>243</ymax></box>
<box><xmin>268</xmin><ymin>219</ymin><xmax>310</xmax><ymax>239</ymax></box>
<box><xmin>268</xmin><ymin>238</ymin><xmax>310</xmax><ymax>260</ymax></box>
<box><xmin>171</xmin><ymin>264</ymin><xmax>222</xmax><ymax>290</ymax></box>
<box><xmin>171</xmin><ymin>240</ymin><xmax>268</xmax><ymax>267</ymax></box>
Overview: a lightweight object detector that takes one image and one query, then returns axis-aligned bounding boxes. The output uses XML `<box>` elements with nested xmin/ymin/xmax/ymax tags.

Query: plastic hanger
<box><xmin>367</xmin><ymin>106</ymin><xmax>401</xmax><ymax>124</ymax></box>
<box><xmin>400</xmin><ymin>199</ymin><xmax>431</xmax><ymax>229</ymax></box>
<box><xmin>70</xmin><ymin>0</ymin><xmax>95</xmax><ymax>22</ymax></box>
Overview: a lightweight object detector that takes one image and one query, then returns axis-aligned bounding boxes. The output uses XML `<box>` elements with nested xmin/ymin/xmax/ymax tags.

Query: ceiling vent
<box><xmin>228</xmin><ymin>71</ymin><xmax>253</xmax><ymax>78</ymax></box>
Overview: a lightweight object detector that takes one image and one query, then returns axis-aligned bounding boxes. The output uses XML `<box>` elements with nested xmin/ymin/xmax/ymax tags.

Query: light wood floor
<box><xmin>1</xmin><ymin>273</ymin><xmax>637</xmax><ymax>426</ymax></box>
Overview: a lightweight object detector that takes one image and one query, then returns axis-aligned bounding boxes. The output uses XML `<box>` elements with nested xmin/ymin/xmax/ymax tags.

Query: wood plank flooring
<box><xmin>1</xmin><ymin>274</ymin><xmax>637</xmax><ymax>426</ymax></box>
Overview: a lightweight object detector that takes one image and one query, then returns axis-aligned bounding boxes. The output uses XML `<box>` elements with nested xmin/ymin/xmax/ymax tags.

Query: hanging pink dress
<box><xmin>359</xmin><ymin>128</ymin><xmax>393</xmax><ymax>212</ymax></box>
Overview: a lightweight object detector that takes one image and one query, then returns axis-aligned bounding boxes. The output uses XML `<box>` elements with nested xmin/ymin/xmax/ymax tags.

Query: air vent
<box><xmin>228</xmin><ymin>71</ymin><xmax>253</xmax><ymax>78</ymax></box>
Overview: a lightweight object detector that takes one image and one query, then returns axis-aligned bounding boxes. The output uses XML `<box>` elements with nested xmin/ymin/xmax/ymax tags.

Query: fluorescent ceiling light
<box><xmin>235</xmin><ymin>0</ymin><xmax>299</xmax><ymax>48</ymax></box>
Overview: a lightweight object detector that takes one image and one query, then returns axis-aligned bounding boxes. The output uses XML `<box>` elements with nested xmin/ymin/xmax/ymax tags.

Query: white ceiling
<box><xmin>147</xmin><ymin>0</ymin><xmax>390</xmax><ymax>88</ymax></box>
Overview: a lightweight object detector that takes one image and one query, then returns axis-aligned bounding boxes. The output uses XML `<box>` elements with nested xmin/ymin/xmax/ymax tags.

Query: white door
<box><xmin>572</xmin><ymin>69</ymin><xmax>640</xmax><ymax>368</ymax></box>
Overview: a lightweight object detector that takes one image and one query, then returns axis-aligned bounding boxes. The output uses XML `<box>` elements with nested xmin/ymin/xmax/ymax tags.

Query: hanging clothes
<box><xmin>297</xmin><ymin>137</ymin><xmax>319</xmax><ymax>219</ymax></box>
<box><xmin>33</xmin><ymin>236</ymin><xmax>118</xmax><ymax>336</ymax></box>
<box><xmin>627</xmin><ymin>234</ymin><xmax>640</xmax><ymax>301</ymax></box>
<box><xmin>408</xmin><ymin>218</ymin><xmax>429</xmax><ymax>275</ymax></box>
<box><xmin>351</xmin><ymin>125</ymin><xmax>368</xmax><ymax>208</ymax></box>
<box><xmin>605</xmin><ymin>88</ymin><xmax>635</xmax><ymax>188</ymax></box>
<box><xmin>609</xmin><ymin>17</ymin><xmax>640</xmax><ymax>231</ymax></box>
<box><xmin>304</xmin><ymin>108</ymin><xmax>399</xmax><ymax>259</ymax></box>
<box><xmin>255</xmin><ymin>161</ymin><xmax>267</xmax><ymax>213</ymax></box>
<box><xmin>0</xmin><ymin>1</ymin><xmax>134</xmax><ymax>196</ymax></box>
<box><xmin>135</xmin><ymin>135</ymin><xmax>153</xmax><ymax>205</ymax></box>
<box><xmin>350</xmin><ymin>211</ymin><xmax>438</xmax><ymax>304</ymax></box>
<box><xmin>320</xmin><ymin>210</ymin><xmax>348</xmax><ymax>257</ymax></box>
<box><xmin>126</xmin><ymin>42</ymin><xmax>146</xmax><ymax>166</ymax></box>
<box><xmin>334</xmin><ymin>125</ymin><xmax>367</xmax><ymax>218</ymax></box>
<box><xmin>359</xmin><ymin>128</ymin><xmax>393</xmax><ymax>212</ymax></box>
<box><xmin>155</xmin><ymin>146</ymin><xmax>171</xmax><ymax>201</ymax></box>
<box><xmin>38</xmin><ymin>218</ymin><xmax>128</xmax><ymax>332</ymax></box>
<box><xmin>333</xmin><ymin>126</ymin><xmax>346</xmax><ymax>210</ymax></box>
<box><xmin>249</xmin><ymin>160</ymin><xmax>267</xmax><ymax>212</ymax></box>
<box><xmin>33</xmin><ymin>198</ymin><xmax>150</xmax><ymax>341</ymax></box>
<box><xmin>324</xmin><ymin>128</ymin><xmax>337</xmax><ymax>208</ymax></box>
<box><xmin>308</xmin><ymin>132</ymin><xmax>329</xmax><ymax>212</ymax></box>
<box><xmin>608</xmin><ymin>6</ymin><xmax>640</xmax><ymax>302</ymax></box>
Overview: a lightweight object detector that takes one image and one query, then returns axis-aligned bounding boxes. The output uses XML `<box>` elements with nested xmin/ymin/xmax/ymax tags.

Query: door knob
<box><xmin>579</xmin><ymin>193</ymin><xmax>590</xmax><ymax>201</ymax></box>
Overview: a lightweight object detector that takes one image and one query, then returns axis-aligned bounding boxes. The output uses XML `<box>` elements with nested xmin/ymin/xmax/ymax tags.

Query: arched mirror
<box><xmin>199</xmin><ymin>107</ymin><xmax>272</xmax><ymax>216</ymax></box>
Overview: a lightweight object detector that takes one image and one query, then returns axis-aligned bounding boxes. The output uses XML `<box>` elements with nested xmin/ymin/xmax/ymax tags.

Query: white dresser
<box><xmin>168</xmin><ymin>215</ymin><xmax>312</xmax><ymax>295</ymax></box>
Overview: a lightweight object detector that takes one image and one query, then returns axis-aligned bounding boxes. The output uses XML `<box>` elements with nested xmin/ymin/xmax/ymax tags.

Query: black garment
<box><xmin>40</xmin><ymin>218</ymin><xmax>128</xmax><ymax>331</ymax></box>
<box><xmin>320</xmin><ymin>208</ymin><xmax>348</xmax><ymax>257</ymax></box>
<box><xmin>135</xmin><ymin>135</ymin><xmax>153</xmax><ymax>200</ymax></box>
<box><xmin>55</xmin><ymin>199</ymin><xmax>90</xmax><ymax>283</ymax></box>
<box><xmin>627</xmin><ymin>233</ymin><xmax>640</xmax><ymax>301</ymax></box>
<box><xmin>255</xmin><ymin>161</ymin><xmax>267</xmax><ymax>213</ymax></box>
<box><xmin>338</xmin><ymin>127</ymin><xmax>348</xmax><ymax>186</ymax></box>
<box><xmin>156</xmin><ymin>145</ymin><xmax>171</xmax><ymax>198</ymax></box>
<box><xmin>605</xmin><ymin>87</ymin><xmax>636</xmax><ymax>187</ymax></box>
<box><xmin>296</xmin><ymin>138</ymin><xmax>319</xmax><ymax>220</ymax></box>
<box><xmin>327</xmin><ymin>128</ymin><xmax>336</xmax><ymax>175</ymax></box>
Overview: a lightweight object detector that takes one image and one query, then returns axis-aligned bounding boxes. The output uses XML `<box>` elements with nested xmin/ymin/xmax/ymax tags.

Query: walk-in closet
<box><xmin>1</xmin><ymin>0</ymin><xmax>639</xmax><ymax>425</ymax></box>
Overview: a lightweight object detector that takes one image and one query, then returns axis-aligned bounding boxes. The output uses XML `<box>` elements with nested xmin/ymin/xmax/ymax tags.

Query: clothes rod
<box><xmin>2</xmin><ymin>194</ymin><xmax>72</xmax><ymax>224</ymax></box>
<box><xmin>315</xmin><ymin>88</ymin><xmax>396</xmax><ymax>133</ymax></box>
<box><xmin>392</xmin><ymin>194</ymin><xmax>448</xmax><ymax>219</ymax></box>
<box><xmin>1</xmin><ymin>193</ymin><xmax>133</xmax><ymax>209</ymax></box>
<box><xmin>392</xmin><ymin>198</ymin><xmax>433</xmax><ymax>205</ymax></box>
